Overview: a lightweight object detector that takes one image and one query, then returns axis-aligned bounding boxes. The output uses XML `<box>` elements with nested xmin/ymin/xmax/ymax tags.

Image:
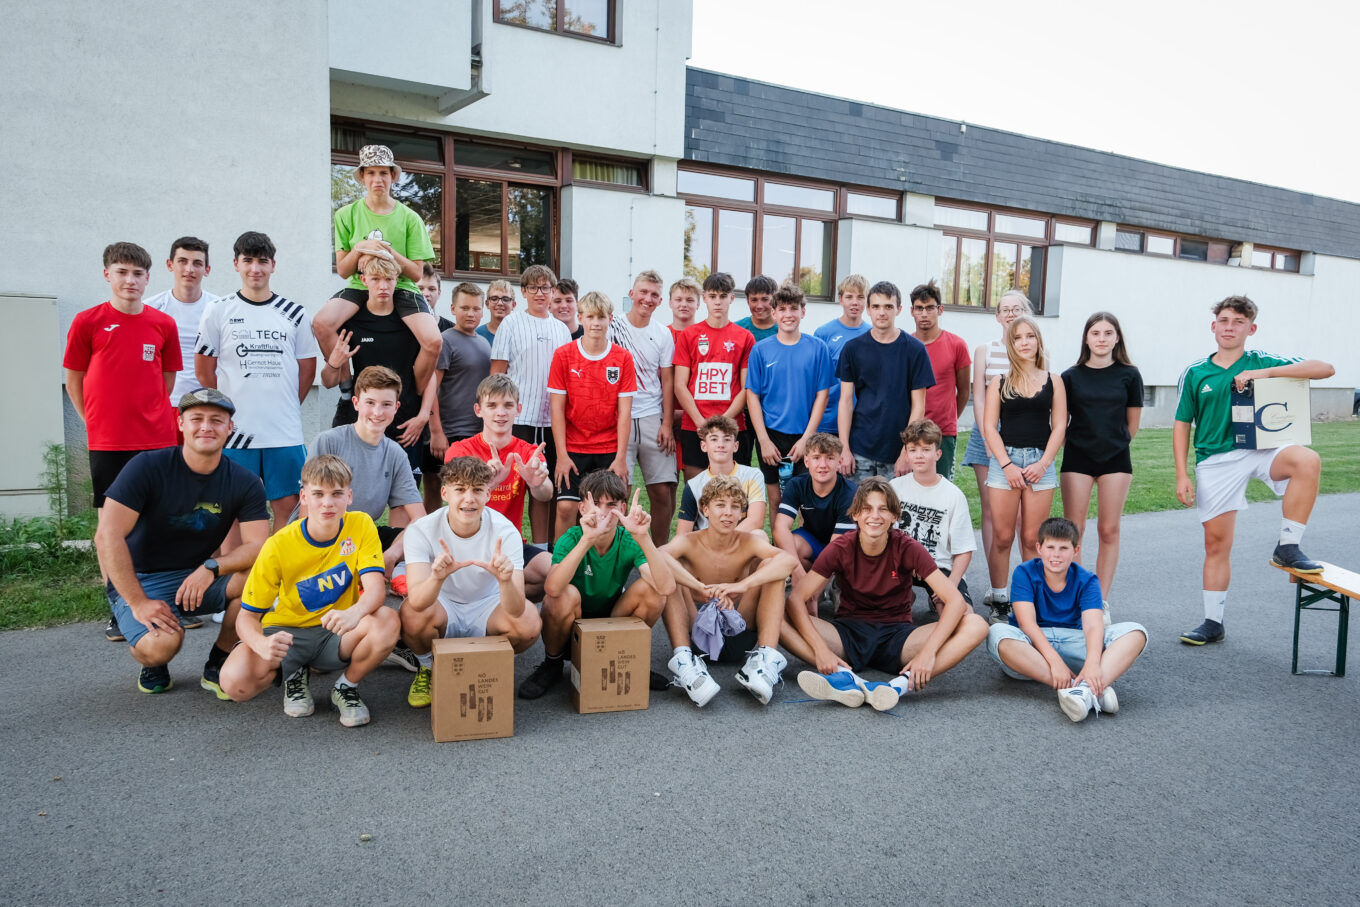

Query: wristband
<box><xmin>1000</xmin><ymin>460</ymin><xmax>1014</xmax><ymax>469</ymax></box>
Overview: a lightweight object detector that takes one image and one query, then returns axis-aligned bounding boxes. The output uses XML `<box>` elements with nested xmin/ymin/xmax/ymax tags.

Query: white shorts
<box><xmin>1195</xmin><ymin>445</ymin><xmax>1291</xmax><ymax>523</ymax></box>
<box><xmin>626</xmin><ymin>412</ymin><xmax>678</xmax><ymax>487</ymax></box>
<box><xmin>440</xmin><ymin>595</ymin><xmax>499</xmax><ymax>639</ymax></box>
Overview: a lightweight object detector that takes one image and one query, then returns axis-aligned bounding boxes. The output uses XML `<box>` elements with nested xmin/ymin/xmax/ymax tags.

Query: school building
<box><xmin>2</xmin><ymin>0</ymin><xmax>1355</xmax><ymax>516</ymax></box>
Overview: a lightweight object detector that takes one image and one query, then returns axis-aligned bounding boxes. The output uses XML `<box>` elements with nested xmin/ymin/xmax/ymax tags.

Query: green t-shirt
<box><xmin>551</xmin><ymin>525</ymin><xmax>647</xmax><ymax>614</ymax></box>
<box><xmin>333</xmin><ymin>199</ymin><xmax>434</xmax><ymax>295</ymax></box>
<box><xmin>1175</xmin><ymin>349</ymin><xmax>1297</xmax><ymax>462</ymax></box>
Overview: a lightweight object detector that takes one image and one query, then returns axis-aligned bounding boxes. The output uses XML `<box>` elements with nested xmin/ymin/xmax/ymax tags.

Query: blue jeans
<box><xmin>109</xmin><ymin>568</ymin><xmax>232</xmax><ymax>648</ymax></box>
<box><xmin>986</xmin><ymin>621</ymin><xmax>1147</xmax><ymax>679</ymax></box>
<box><xmin>985</xmin><ymin>445</ymin><xmax>1057</xmax><ymax>491</ymax></box>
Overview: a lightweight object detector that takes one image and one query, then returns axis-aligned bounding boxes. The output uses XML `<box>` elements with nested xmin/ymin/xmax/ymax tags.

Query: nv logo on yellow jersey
<box><xmin>297</xmin><ymin>564</ymin><xmax>355</xmax><ymax>612</ymax></box>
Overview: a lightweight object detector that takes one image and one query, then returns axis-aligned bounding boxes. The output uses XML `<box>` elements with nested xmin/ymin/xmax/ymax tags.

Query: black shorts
<box><xmin>334</xmin><ymin>286</ymin><xmax>431</xmax><ymax>319</ymax></box>
<box><xmin>522</xmin><ymin>542</ymin><xmax>547</xmax><ymax>566</ymax></box>
<box><xmin>512</xmin><ymin>424</ymin><xmax>557</xmax><ymax>475</ymax></box>
<box><xmin>422</xmin><ymin>432</ymin><xmax>476</xmax><ymax>476</ymax></box>
<box><xmin>1060</xmin><ymin>446</ymin><xmax>1133</xmax><ymax>478</ymax></box>
<box><xmin>678</xmin><ymin>430</ymin><xmax>709</xmax><ymax>471</ymax></box>
<box><xmin>377</xmin><ymin>525</ymin><xmax>403</xmax><ymax>550</ymax></box>
<box><xmin>755</xmin><ymin>428</ymin><xmax>809</xmax><ymax>485</ymax></box>
<box><xmin>557</xmin><ymin>451</ymin><xmax>617</xmax><ymax>502</ymax></box>
<box><xmin>89</xmin><ymin>449</ymin><xmax>146</xmax><ymax>508</ymax></box>
<box><xmin>736</xmin><ymin>426</ymin><xmax>757</xmax><ymax>468</ymax></box>
<box><xmin>832</xmin><ymin>618</ymin><xmax>920</xmax><ymax>674</ymax></box>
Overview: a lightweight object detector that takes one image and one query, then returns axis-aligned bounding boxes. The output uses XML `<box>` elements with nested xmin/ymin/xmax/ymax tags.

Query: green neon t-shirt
<box><xmin>333</xmin><ymin>200</ymin><xmax>434</xmax><ymax>295</ymax></box>
<box><xmin>551</xmin><ymin>526</ymin><xmax>647</xmax><ymax>614</ymax></box>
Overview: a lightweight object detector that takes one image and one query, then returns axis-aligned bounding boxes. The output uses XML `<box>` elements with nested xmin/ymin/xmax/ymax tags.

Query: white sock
<box><xmin>889</xmin><ymin>674</ymin><xmax>912</xmax><ymax>695</ymax></box>
<box><xmin>1280</xmin><ymin>519</ymin><xmax>1306</xmax><ymax>547</ymax></box>
<box><xmin>335</xmin><ymin>673</ymin><xmax>356</xmax><ymax>690</ymax></box>
<box><xmin>991</xmin><ymin>587</ymin><xmax>1008</xmax><ymax>600</ymax></box>
<box><xmin>416</xmin><ymin>652</ymin><xmax>433</xmax><ymax>668</ymax></box>
<box><xmin>673</xmin><ymin>646</ymin><xmax>692</xmax><ymax>659</ymax></box>
<box><xmin>1203</xmin><ymin>590</ymin><xmax>1227</xmax><ymax>624</ymax></box>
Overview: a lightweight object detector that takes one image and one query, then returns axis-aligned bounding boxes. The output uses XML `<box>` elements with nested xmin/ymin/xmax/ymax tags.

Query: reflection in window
<box><xmin>507</xmin><ymin>185</ymin><xmax>551</xmax><ymax>274</ymax></box>
<box><xmin>499</xmin><ymin>0</ymin><xmax>554</xmax><ymax>29</ymax></box>
<box><xmin>990</xmin><ymin>242</ymin><xmax>1018</xmax><ymax>308</ymax></box>
<box><xmin>935</xmin><ymin>204</ymin><xmax>989</xmax><ymax>231</ymax></box>
<box><xmin>392</xmin><ymin>172</ymin><xmax>443</xmax><ymax>268</ymax></box>
<box><xmin>940</xmin><ymin>240</ymin><xmax>957</xmax><ymax>310</ymax></box>
<box><xmin>496</xmin><ymin>0</ymin><xmax>612</xmax><ymax>38</ymax></box>
<box><xmin>564</xmin><ymin>0</ymin><xmax>609</xmax><ymax>35</ymax></box>
<box><xmin>718</xmin><ymin>209</ymin><xmax>754</xmax><ymax>287</ymax></box>
<box><xmin>457</xmin><ymin>142</ymin><xmax>555</xmax><ymax>177</ymax></box>
<box><xmin>456</xmin><ymin>180</ymin><xmax>502</xmax><ymax>272</ymax></box>
<box><xmin>683</xmin><ymin>206</ymin><xmax>713</xmax><ymax>282</ymax></box>
<box><xmin>799</xmin><ymin>220</ymin><xmax>830</xmax><ymax>296</ymax></box>
<box><xmin>959</xmin><ymin>237</ymin><xmax>987</xmax><ymax>307</ymax></box>
<box><xmin>1054</xmin><ymin>222</ymin><xmax>1093</xmax><ymax>244</ymax></box>
<box><xmin>762</xmin><ymin>215</ymin><xmax>796</xmax><ymax>286</ymax></box>
<box><xmin>846</xmin><ymin>192</ymin><xmax>898</xmax><ymax>219</ymax></box>
<box><xmin>678</xmin><ymin>170</ymin><xmax>756</xmax><ymax>202</ymax></box>
<box><xmin>764</xmin><ymin>182</ymin><xmax>835</xmax><ymax>211</ymax></box>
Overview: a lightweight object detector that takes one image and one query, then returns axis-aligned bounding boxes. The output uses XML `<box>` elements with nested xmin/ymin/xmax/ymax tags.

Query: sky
<box><xmin>688</xmin><ymin>0</ymin><xmax>1360</xmax><ymax>204</ymax></box>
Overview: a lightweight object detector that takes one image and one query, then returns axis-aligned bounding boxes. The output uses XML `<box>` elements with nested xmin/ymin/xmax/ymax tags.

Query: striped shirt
<box><xmin>609</xmin><ymin>315</ymin><xmax>674</xmax><ymax>419</ymax></box>
<box><xmin>490</xmin><ymin>310</ymin><xmax>572</xmax><ymax>427</ymax></box>
<box><xmin>984</xmin><ymin>339</ymin><xmax>1009</xmax><ymax>381</ymax></box>
<box><xmin>196</xmin><ymin>291</ymin><xmax>316</xmax><ymax>448</ymax></box>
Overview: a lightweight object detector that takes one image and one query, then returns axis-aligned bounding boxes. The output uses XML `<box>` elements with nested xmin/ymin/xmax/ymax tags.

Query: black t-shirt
<box><xmin>105</xmin><ymin>447</ymin><xmax>269</xmax><ymax>573</ymax></box>
<box><xmin>777</xmin><ymin>474</ymin><xmax>855</xmax><ymax>544</ymax></box>
<box><xmin>997</xmin><ymin>373</ymin><xmax>1054</xmax><ymax>449</ymax></box>
<box><xmin>1062</xmin><ymin>363</ymin><xmax>1144</xmax><ymax>462</ymax></box>
<box><xmin>333</xmin><ymin>301</ymin><xmax>423</xmax><ymax>444</ymax></box>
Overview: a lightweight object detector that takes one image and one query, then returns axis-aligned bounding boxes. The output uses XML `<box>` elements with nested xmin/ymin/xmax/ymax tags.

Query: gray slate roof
<box><xmin>684</xmin><ymin>68</ymin><xmax>1360</xmax><ymax>259</ymax></box>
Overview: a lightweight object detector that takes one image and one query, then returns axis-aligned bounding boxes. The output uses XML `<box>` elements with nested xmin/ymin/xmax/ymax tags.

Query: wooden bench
<box><xmin>1271</xmin><ymin>560</ymin><xmax>1355</xmax><ymax>676</ymax></box>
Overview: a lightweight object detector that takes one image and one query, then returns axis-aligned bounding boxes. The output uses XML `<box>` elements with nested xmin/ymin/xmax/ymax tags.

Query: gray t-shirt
<box><xmin>436</xmin><ymin>327</ymin><xmax>492</xmax><ymax>439</ymax></box>
<box><xmin>307</xmin><ymin>425</ymin><xmax>420</xmax><ymax>519</ymax></box>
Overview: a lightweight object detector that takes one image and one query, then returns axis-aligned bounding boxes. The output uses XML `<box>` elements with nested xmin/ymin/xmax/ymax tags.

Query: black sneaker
<box><xmin>383</xmin><ymin>643</ymin><xmax>421</xmax><ymax>672</ymax></box>
<box><xmin>1180</xmin><ymin>619</ymin><xmax>1225</xmax><ymax>646</ymax></box>
<box><xmin>179</xmin><ymin>612</ymin><xmax>204</xmax><ymax>630</ymax></box>
<box><xmin>649</xmin><ymin>670</ymin><xmax>671</xmax><ymax>691</ymax></box>
<box><xmin>105</xmin><ymin>616</ymin><xmax>125</xmax><ymax>642</ymax></box>
<box><xmin>518</xmin><ymin>657</ymin><xmax>564</xmax><ymax>699</ymax></box>
<box><xmin>200</xmin><ymin>660</ymin><xmax>229</xmax><ymax>701</ymax></box>
<box><xmin>137</xmin><ymin>664</ymin><xmax>173</xmax><ymax>694</ymax></box>
<box><xmin>1271</xmin><ymin>543</ymin><xmax>1324</xmax><ymax>574</ymax></box>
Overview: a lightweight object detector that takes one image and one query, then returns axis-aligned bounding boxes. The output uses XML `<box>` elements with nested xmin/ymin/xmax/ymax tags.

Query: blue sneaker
<box><xmin>1272</xmin><ymin>543</ymin><xmax>1323</xmax><ymax>574</ymax></box>
<box><xmin>797</xmin><ymin>670</ymin><xmax>865</xmax><ymax>708</ymax></box>
<box><xmin>137</xmin><ymin>664</ymin><xmax>173</xmax><ymax>694</ymax></box>
<box><xmin>855</xmin><ymin>676</ymin><xmax>901</xmax><ymax>711</ymax></box>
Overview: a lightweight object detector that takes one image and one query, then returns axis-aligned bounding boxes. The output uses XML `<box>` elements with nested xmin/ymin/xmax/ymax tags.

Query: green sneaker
<box><xmin>137</xmin><ymin>664</ymin><xmax>173</xmax><ymax>694</ymax></box>
<box><xmin>407</xmin><ymin>665</ymin><xmax>433</xmax><ymax>708</ymax></box>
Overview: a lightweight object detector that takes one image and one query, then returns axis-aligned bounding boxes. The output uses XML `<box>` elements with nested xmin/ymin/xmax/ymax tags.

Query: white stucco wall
<box><xmin>329</xmin><ymin>0</ymin><xmax>471</xmax><ymax>94</ymax></box>
<box><xmin>561</xmin><ymin>186</ymin><xmax>685</xmax><ymax>302</ymax></box>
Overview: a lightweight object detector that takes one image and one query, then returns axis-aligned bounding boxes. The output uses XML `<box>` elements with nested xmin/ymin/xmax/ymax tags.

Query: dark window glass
<box><xmin>1178</xmin><ymin>239</ymin><xmax>1209</xmax><ymax>262</ymax></box>
<box><xmin>457</xmin><ymin>142</ymin><xmax>555</xmax><ymax>177</ymax></box>
<box><xmin>392</xmin><ymin>172</ymin><xmax>443</xmax><ymax>269</ymax></box>
<box><xmin>507</xmin><ymin>185</ymin><xmax>552</xmax><ymax>274</ymax></box>
<box><xmin>1116</xmin><ymin>230</ymin><xmax>1144</xmax><ymax>253</ymax></box>
<box><xmin>456</xmin><ymin>180</ymin><xmax>503</xmax><ymax>273</ymax></box>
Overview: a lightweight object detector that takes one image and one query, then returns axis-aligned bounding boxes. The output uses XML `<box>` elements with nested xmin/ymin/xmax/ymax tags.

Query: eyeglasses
<box><xmin>523</xmin><ymin>285</ymin><xmax>553</xmax><ymax>294</ymax></box>
<box><xmin>487</xmin><ymin>295</ymin><xmax>513</xmax><ymax>304</ymax></box>
<box><xmin>998</xmin><ymin>306</ymin><xmax>1025</xmax><ymax>315</ymax></box>
<box><xmin>911</xmin><ymin>305</ymin><xmax>939</xmax><ymax>313</ymax></box>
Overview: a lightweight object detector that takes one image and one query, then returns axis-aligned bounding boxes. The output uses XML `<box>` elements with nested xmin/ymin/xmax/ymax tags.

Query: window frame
<box><xmin>331</xmin><ymin>118</ymin><xmax>562</xmax><ymax>282</ymax></box>
<box><xmin>492</xmin><ymin>0</ymin><xmax>620</xmax><ymax>45</ymax></box>
<box><xmin>932</xmin><ymin>200</ymin><xmax>1078</xmax><ymax>314</ymax></box>
<box><xmin>840</xmin><ymin>187</ymin><xmax>902</xmax><ymax>222</ymax></box>
<box><xmin>562</xmin><ymin>149</ymin><xmax>649</xmax><ymax>194</ymax></box>
<box><xmin>678</xmin><ymin>163</ymin><xmax>839</xmax><ymax>299</ymax></box>
<box><xmin>1251</xmin><ymin>245</ymin><xmax>1302</xmax><ymax>272</ymax></box>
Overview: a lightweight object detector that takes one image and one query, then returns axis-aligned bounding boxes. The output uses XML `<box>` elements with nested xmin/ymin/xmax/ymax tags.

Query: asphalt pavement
<box><xmin>4</xmin><ymin>494</ymin><xmax>1359</xmax><ymax>905</ymax></box>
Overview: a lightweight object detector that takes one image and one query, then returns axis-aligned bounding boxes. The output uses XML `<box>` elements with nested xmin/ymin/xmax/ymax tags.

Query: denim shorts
<box><xmin>109</xmin><ymin>569</ymin><xmax>232</xmax><ymax>648</ymax></box>
<box><xmin>986</xmin><ymin>620</ymin><xmax>1147</xmax><ymax>679</ymax></box>
<box><xmin>960</xmin><ymin>428</ymin><xmax>992</xmax><ymax>468</ymax></box>
<box><xmin>853</xmin><ymin>455</ymin><xmax>896</xmax><ymax>484</ymax></box>
<box><xmin>986</xmin><ymin>446</ymin><xmax>1057</xmax><ymax>491</ymax></box>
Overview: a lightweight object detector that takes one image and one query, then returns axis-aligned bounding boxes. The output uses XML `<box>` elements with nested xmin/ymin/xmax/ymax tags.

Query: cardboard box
<box><xmin>570</xmin><ymin>617</ymin><xmax>651</xmax><ymax>714</ymax></box>
<box><xmin>1231</xmin><ymin>377</ymin><xmax>1312</xmax><ymax>450</ymax></box>
<box><xmin>431</xmin><ymin>636</ymin><xmax>513</xmax><ymax>742</ymax></box>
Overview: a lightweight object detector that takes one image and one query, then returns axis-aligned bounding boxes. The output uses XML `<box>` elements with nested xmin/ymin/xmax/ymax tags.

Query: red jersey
<box><xmin>546</xmin><ymin>340</ymin><xmax>637</xmax><ymax>453</ymax></box>
<box><xmin>673</xmin><ymin>321</ymin><xmax>753</xmax><ymax>431</ymax></box>
<box><xmin>62</xmin><ymin>302</ymin><xmax>181</xmax><ymax>450</ymax></box>
<box><xmin>920</xmin><ymin>330</ymin><xmax>972</xmax><ymax>436</ymax></box>
<box><xmin>446</xmin><ymin>432</ymin><xmax>541</xmax><ymax>533</ymax></box>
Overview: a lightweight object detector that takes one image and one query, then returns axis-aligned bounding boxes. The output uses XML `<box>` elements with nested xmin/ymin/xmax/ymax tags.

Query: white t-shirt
<box><xmin>145</xmin><ymin>288</ymin><xmax>219</xmax><ymax>404</ymax></box>
<box><xmin>490</xmin><ymin>310</ymin><xmax>572</xmax><ymax>428</ymax></box>
<box><xmin>889</xmin><ymin>473</ymin><xmax>976</xmax><ymax>571</ymax></box>
<box><xmin>608</xmin><ymin>315</ymin><xmax>674</xmax><ymax>419</ymax></box>
<box><xmin>196</xmin><ymin>291</ymin><xmax>317</xmax><ymax>448</ymax></box>
<box><xmin>405</xmin><ymin>506</ymin><xmax>525</xmax><ymax>611</ymax></box>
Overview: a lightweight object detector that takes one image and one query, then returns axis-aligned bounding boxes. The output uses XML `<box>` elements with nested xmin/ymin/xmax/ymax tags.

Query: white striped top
<box><xmin>984</xmin><ymin>338</ymin><xmax>1009</xmax><ymax>381</ymax></box>
<box><xmin>490</xmin><ymin>310</ymin><xmax>572</xmax><ymax>427</ymax></box>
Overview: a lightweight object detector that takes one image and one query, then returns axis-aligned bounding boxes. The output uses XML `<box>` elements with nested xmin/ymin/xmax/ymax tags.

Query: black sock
<box><xmin>544</xmin><ymin>650</ymin><xmax>565</xmax><ymax>665</ymax></box>
<box><xmin>206</xmin><ymin>644</ymin><xmax>232</xmax><ymax>669</ymax></box>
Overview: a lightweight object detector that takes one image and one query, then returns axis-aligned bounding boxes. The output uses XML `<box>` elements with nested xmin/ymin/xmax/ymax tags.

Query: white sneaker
<box><xmin>1058</xmin><ymin>681</ymin><xmax>1097</xmax><ymax>722</ymax></box>
<box><xmin>330</xmin><ymin>685</ymin><xmax>371</xmax><ymax>728</ymax></box>
<box><xmin>736</xmin><ymin>646</ymin><xmax>786</xmax><ymax>705</ymax></box>
<box><xmin>1097</xmin><ymin>684</ymin><xmax>1118</xmax><ymax>714</ymax></box>
<box><xmin>854</xmin><ymin>673</ymin><xmax>902</xmax><ymax>711</ymax></box>
<box><xmin>212</xmin><ymin>611</ymin><xmax>225</xmax><ymax>624</ymax></box>
<box><xmin>283</xmin><ymin>667</ymin><xmax>313</xmax><ymax>718</ymax></box>
<box><xmin>668</xmin><ymin>649</ymin><xmax>720</xmax><ymax>707</ymax></box>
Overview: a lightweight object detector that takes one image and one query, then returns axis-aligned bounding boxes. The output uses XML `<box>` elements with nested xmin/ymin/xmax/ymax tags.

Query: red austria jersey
<box><xmin>547</xmin><ymin>340</ymin><xmax>637</xmax><ymax>453</ymax></box>
<box><xmin>673</xmin><ymin>321</ymin><xmax>754</xmax><ymax>431</ymax></box>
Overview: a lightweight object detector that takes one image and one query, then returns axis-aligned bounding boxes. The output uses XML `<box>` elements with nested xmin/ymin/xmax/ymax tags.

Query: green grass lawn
<box><xmin>4</xmin><ymin>420</ymin><xmax>1358</xmax><ymax>631</ymax></box>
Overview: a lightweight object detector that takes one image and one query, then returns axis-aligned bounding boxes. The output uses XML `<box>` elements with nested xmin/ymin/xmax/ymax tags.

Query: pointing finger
<box><xmin>493</xmin><ymin>537</ymin><xmax>502</xmax><ymax>558</ymax></box>
<box><xmin>532</xmin><ymin>442</ymin><xmax>547</xmax><ymax>462</ymax></box>
<box><xmin>440</xmin><ymin>538</ymin><xmax>453</xmax><ymax>557</ymax></box>
<box><xmin>630</xmin><ymin>487</ymin><xmax>642</xmax><ymax>510</ymax></box>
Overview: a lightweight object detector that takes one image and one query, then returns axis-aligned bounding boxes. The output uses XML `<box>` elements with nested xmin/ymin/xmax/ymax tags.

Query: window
<box><xmin>1115</xmin><ymin>229</ymin><xmax>1144</xmax><ymax>253</ymax></box>
<box><xmin>934</xmin><ymin>203</ymin><xmax>1064</xmax><ymax>312</ymax></box>
<box><xmin>1252</xmin><ymin>246</ymin><xmax>1301</xmax><ymax>272</ymax></box>
<box><xmin>680</xmin><ymin>167</ymin><xmax>837</xmax><ymax>297</ymax></box>
<box><xmin>845</xmin><ymin>191</ymin><xmax>899</xmax><ymax>220</ymax></box>
<box><xmin>494</xmin><ymin>0</ymin><xmax>615</xmax><ymax>42</ymax></box>
<box><xmin>332</xmin><ymin>120</ymin><xmax>559</xmax><ymax>278</ymax></box>
<box><xmin>1146</xmin><ymin>234</ymin><xmax>1175</xmax><ymax>256</ymax></box>
<box><xmin>571</xmin><ymin>155</ymin><xmax>645</xmax><ymax>189</ymax></box>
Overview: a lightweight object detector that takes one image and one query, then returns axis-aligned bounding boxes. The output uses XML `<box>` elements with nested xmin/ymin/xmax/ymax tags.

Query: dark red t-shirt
<box><xmin>673</xmin><ymin>321</ymin><xmax>753</xmax><ymax>431</ymax></box>
<box><xmin>919</xmin><ymin>330</ymin><xmax>971</xmax><ymax>436</ymax></box>
<box><xmin>62</xmin><ymin>302</ymin><xmax>181</xmax><ymax>450</ymax></box>
<box><xmin>812</xmin><ymin>528</ymin><xmax>938</xmax><ymax>623</ymax></box>
<box><xmin>546</xmin><ymin>340</ymin><xmax>638</xmax><ymax>453</ymax></box>
<box><xmin>446</xmin><ymin>433</ymin><xmax>541</xmax><ymax>535</ymax></box>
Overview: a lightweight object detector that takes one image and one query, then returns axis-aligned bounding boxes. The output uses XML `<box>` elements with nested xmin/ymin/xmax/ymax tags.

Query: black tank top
<box><xmin>998</xmin><ymin>373</ymin><xmax>1054</xmax><ymax>449</ymax></box>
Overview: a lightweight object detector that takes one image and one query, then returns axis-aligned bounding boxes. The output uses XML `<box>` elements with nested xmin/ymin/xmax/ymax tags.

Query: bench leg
<box><xmin>1336</xmin><ymin>595</ymin><xmax>1349</xmax><ymax>678</ymax></box>
<box><xmin>1292</xmin><ymin>580</ymin><xmax>1304</xmax><ymax>675</ymax></box>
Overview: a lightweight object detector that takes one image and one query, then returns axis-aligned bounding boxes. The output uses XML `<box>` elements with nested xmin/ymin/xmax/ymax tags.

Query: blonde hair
<box><xmin>301</xmin><ymin>454</ymin><xmax>352</xmax><ymax>490</ymax></box>
<box><xmin>837</xmin><ymin>274</ymin><xmax>869</xmax><ymax>297</ymax></box>
<box><xmin>577</xmin><ymin>290</ymin><xmax>613</xmax><ymax>319</ymax></box>
<box><xmin>698</xmin><ymin>473</ymin><xmax>748</xmax><ymax>515</ymax></box>
<box><xmin>998</xmin><ymin>289</ymin><xmax>1032</xmax><ymax>314</ymax></box>
<box><xmin>362</xmin><ymin>255</ymin><xmax>400</xmax><ymax>279</ymax></box>
<box><xmin>1000</xmin><ymin>316</ymin><xmax>1048</xmax><ymax>400</ymax></box>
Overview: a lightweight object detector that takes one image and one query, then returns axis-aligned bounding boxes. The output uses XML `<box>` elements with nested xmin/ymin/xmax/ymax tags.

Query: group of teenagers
<box><xmin>64</xmin><ymin>145</ymin><xmax>1335</xmax><ymax>729</ymax></box>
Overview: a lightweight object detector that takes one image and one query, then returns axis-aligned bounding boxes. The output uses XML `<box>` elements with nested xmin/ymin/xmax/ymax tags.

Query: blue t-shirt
<box><xmin>105</xmin><ymin>447</ymin><xmax>270</xmax><ymax>574</ymax></box>
<box><xmin>813</xmin><ymin>320</ymin><xmax>871</xmax><ymax>433</ymax></box>
<box><xmin>475</xmin><ymin>324</ymin><xmax>495</xmax><ymax>346</ymax></box>
<box><xmin>1009</xmin><ymin>559</ymin><xmax>1104</xmax><ymax>630</ymax></box>
<box><xmin>735</xmin><ymin>317</ymin><xmax>778</xmax><ymax>342</ymax></box>
<box><xmin>836</xmin><ymin>331</ymin><xmax>936</xmax><ymax>463</ymax></box>
<box><xmin>777</xmin><ymin>474</ymin><xmax>856</xmax><ymax>545</ymax></box>
<box><xmin>745</xmin><ymin>334</ymin><xmax>835</xmax><ymax>434</ymax></box>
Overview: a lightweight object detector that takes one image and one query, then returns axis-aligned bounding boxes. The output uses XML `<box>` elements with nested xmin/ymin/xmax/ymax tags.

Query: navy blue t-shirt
<box><xmin>777</xmin><ymin>474</ymin><xmax>856</xmax><ymax>545</ymax></box>
<box><xmin>105</xmin><ymin>447</ymin><xmax>269</xmax><ymax>573</ymax></box>
<box><xmin>1009</xmin><ymin>558</ymin><xmax>1103</xmax><ymax>630</ymax></box>
<box><xmin>837</xmin><ymin>331</ymin><xmax>936</xmax><ymax>462</ymax></box>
